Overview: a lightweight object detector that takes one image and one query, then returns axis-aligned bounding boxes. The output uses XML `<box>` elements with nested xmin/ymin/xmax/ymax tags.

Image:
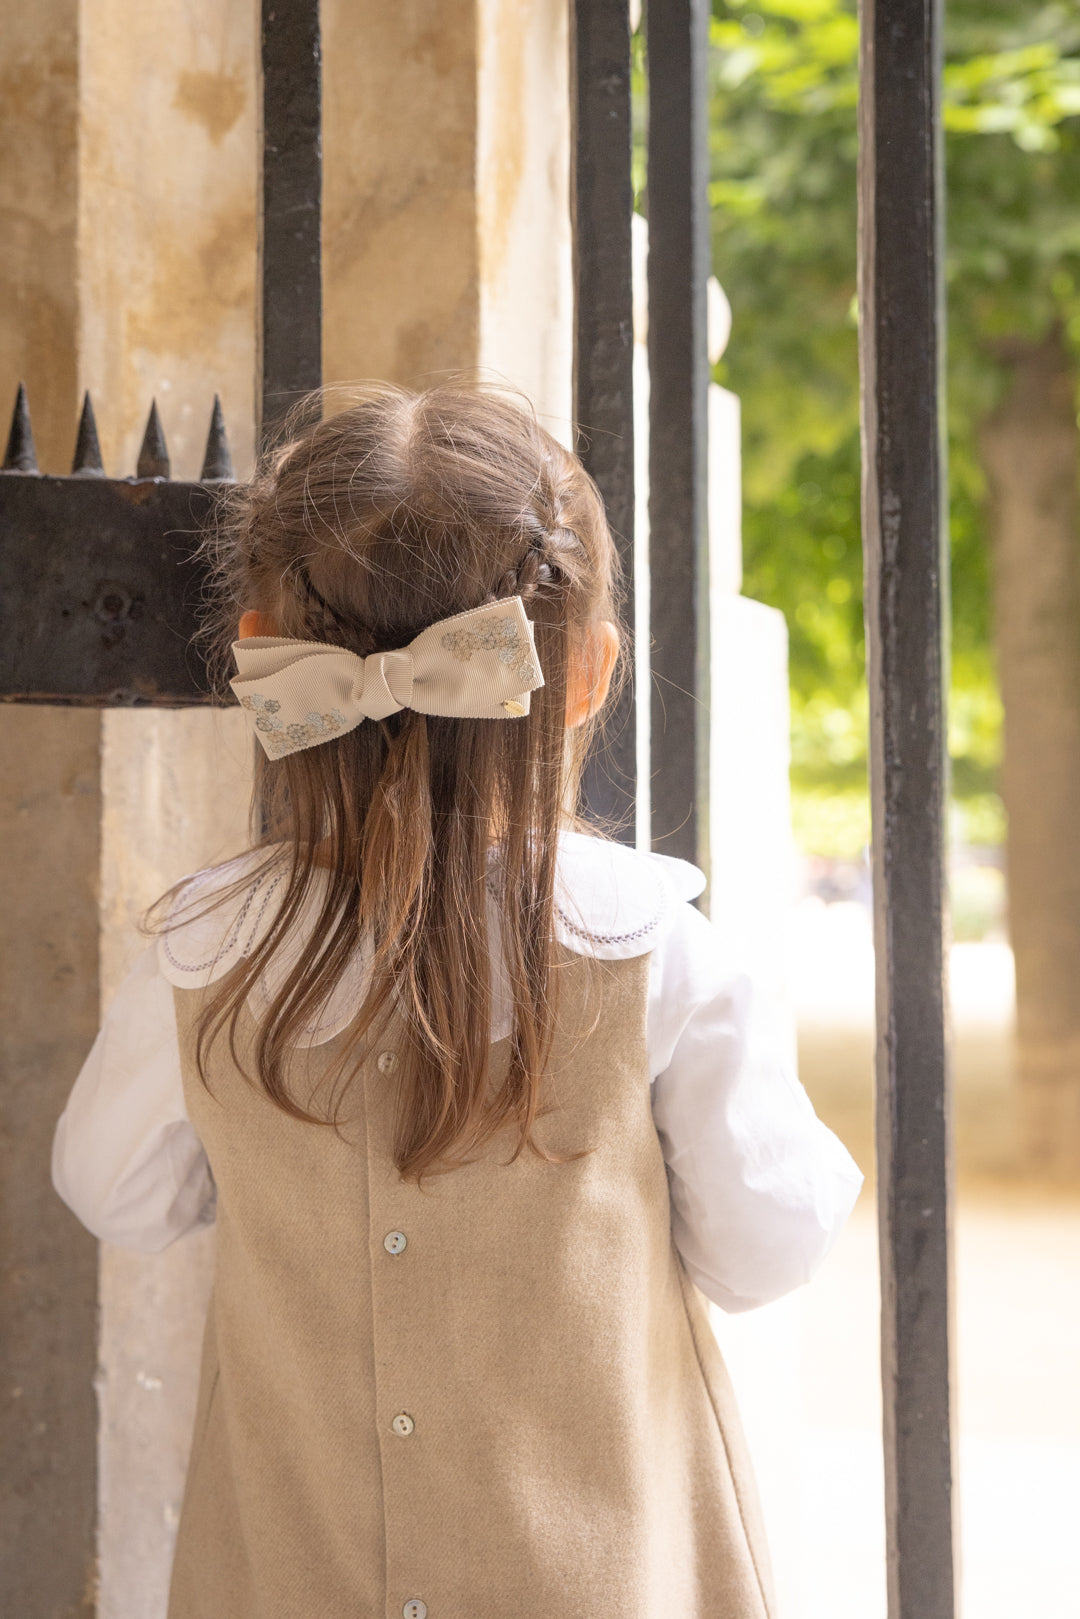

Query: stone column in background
<box><xmin>97</xmin><ymin>713</ymin><xmax>251</xmax><ymax>1619</ymax></box>
<box><xmin>322</xmin><ymin>0</ymin><xmax>572</xmax><ymax>427</ymax></box>
<box><xmin>632</xmin><ymin>229</ymin><xmax>801</xmax><ymax>1608</ymax></box>
<box><xmin>0</xmin><ymin>4</ymin><xmax>97</xmax><ymax>1614</ymax></box>
<box><xmin>0</xmin><ymin>0</ymin><xmax>79</xmax><ymax>473</ymax></box>
<box><xmin>0</xmin><ymin>713</ymin><xmax>100</xmax><ymax>1618</ymax></box>
<box><xmin>476</xmin><ymin>0</ymin><xmax>573</xmax><ymax>432</ymax></box>
<box><xmin>78</xmin><ymin>0</ymin><xmax>257</xmax><ymax>479</ymax></box>
<box><xmin>701</xmin><ymin>289</ymin><xmax>801</xmax><ymax>1613</ymax></box>
<box><xmin>981</xmin><ymin>327</ymin><xmax>1080</xmax><ymax>1179</ymax></box>
<box><xmin>64</xmin><ymin>2</ymin><xmax>261</xmax><ymax>1613</ymax></box>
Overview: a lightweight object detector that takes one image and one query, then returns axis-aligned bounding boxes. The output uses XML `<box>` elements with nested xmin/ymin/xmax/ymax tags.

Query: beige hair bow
<box><xmin>231</xmin><ymin>596</ymin><xmax>544</xmax><ymax>760</ymax></box>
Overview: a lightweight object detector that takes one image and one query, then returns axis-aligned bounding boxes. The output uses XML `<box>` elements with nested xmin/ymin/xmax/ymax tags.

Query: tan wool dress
<box><xmin>167</xmin><ymin>947</ymin><xmax>776</xmax><ymax>1619</ymax></box>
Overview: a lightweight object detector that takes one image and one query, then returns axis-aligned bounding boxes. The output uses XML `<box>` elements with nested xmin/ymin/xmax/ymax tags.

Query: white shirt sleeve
<box><xmin>51</xmin><ymin>945</ymin><xmax>215</xmax><ymax>1253</ymax></box>
<box><xmin>647</xmin><ymin>900</ymin><xmax>864</xmax><ymax>1313</ymax></box>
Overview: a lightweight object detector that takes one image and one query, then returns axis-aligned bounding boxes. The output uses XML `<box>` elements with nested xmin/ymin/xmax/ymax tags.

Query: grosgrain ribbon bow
<box><xmin>231</xmin><ymin>596</ymin><xmax>544</xmax><ymax>760</ymax></box>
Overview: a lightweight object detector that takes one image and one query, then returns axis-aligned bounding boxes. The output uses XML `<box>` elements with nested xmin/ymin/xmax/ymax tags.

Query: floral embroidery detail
<box><xmin>441</xmin><ymin>615</ymin><xmax>536</xmax><ymax>686</ymax></box>
<box><xmin>284</xmin><ymin>709</ymin><xmax>347</xmax><ymax>746</ymax></box>
<box><xmin>241</xmin><ymin>693</ymin><xmax>347</xmax><ymax>755</ymax></box>
<box><xmin>240</xmin><ymin>693</ymin><xmax>281</xmax><ymax>716</ymax></box>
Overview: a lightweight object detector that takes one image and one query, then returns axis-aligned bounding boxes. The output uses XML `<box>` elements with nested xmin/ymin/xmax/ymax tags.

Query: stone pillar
<box><xmin>322</xmin><ymin>0</ymin><xmax>481</xmax><ymax>388</ymax></box>
<box><xmin>476</xmin><ymin>0</ymin><xmax>573</xmax><ymax>430</ymax></box>
<box><xmin>632</xmin><ymin>243</ymin><xmax>801</xmax><ymax>1607</ymax></box>
<box><xmin>701</xmin><ymin>298</ymin><xmax>801</xmax><ymax>1613</ymax></box>
<box><xmin>0</xmin><ymin>5</ymin><xmax>97</xmax><ymax>1614</ymax></box>
<box><xmin>704</xmin><ymin>386</ymin><xmax>800</xmax><ymax>1612</ymax></box>
<box><xmin>0</xmin><ymin>712</ymin><xmax>100</xmax><ymax>1618</ymax></box>
<box><xmin>322</xmin><ymin>0</ymin><xmax>572</xmax><ymax>425</ymax></box>
<box><xmin>78</xmin><ymin>0</ymin><xmax>257</xmax><ymax>478</ymax></box>
<box><xmin>0</xmin><ymin>0</ymin><xmax>79</xmax><ymax>471</ymax></box>
<box><xmin>97</xmin><ymin>713</ymin><xmax>251</xmax><ymax>1619</ymax></box>
<box><xmin>703</xmin><ymin>284</ymin><xmax>795</xmax><ymax>1044</ymax></box>
<box><xmin>69</xmin><ymin>3</ymin><xmax>259</xmax><ymax>1612</ymax></box>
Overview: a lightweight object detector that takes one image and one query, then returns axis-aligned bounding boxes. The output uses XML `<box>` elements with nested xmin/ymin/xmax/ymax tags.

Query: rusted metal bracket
<box><xmin>0</xmin><ymin>472</ymin><xmax>214</xmax><ymax>706</ymax></box>
<box><xmin>0</xmin><ymin>0</ymin><xmax>322</xmax><ymax>703</ymax></box>
<box><xmin>0</xmin><ymin>393</ymin><xmax>232</xmax><ymax>703</ymax></box>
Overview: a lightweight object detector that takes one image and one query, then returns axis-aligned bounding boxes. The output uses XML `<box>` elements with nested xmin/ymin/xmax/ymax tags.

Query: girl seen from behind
<box><xmin>53</xmin><ymin>383</ymin><xmax>862</xmax><ymax>1619</ymax></box>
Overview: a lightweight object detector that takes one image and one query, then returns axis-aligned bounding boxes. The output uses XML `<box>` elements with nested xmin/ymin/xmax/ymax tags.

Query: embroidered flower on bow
<box><xmin>241</xmin><ymin>694</ymin><xmax>347</xmax><ymax>755</ymax></box>
<box><xmin>240</xmin><ymin>692</ymin><xmax>284</xmax><ymax>735</ymax></box>
<box><xmin>284</xmin><ymin>709</ymin><xmax>348</xmax><ymax>747</ymax></box>
<box><xmin>441</xmin><ymin>616</ymin><xmax>538</xmax><ymax>685</ymax></box>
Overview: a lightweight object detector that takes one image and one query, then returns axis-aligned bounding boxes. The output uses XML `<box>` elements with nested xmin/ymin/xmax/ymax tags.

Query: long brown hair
<box><xmin>170</xmin><ymin>382</ymin><xmax>620</xmax><ymax>1178</ymax></box>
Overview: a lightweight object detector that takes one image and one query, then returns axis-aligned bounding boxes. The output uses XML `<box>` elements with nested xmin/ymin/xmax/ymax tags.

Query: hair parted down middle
<box><xmin>164</xmin><ymin>382</ymin><xmax>622</xmax><ymax>1179</ymax></box>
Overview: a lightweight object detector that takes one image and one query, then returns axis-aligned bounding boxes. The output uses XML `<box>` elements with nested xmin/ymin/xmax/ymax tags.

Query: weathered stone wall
<box><xmin>0</xmin><ymin>5</ymin><xmax>97</xmax><ymax>1612</ymax></box>
<box><xmin>321</xmin><ymin>0</ymin><xmax>573</xmax><ymax>424</ymax></box>
<box><xmin>0</xmin><ymin>710</ymin><xmax>100</xmax><ymax>1617</ymax></box>
<box><xmin>73</xmin><ymin>5</ymin><xmax>259</xmax><ymax>1611</ymax></box>
<box><xmin>78</xmin><ymin>0</ymin><xmax>257</xmax><ymax>479</ymax></box>
<box><xmin>0</xmin><ymin>0</ymin><xmax>79</xmax><ymax>469</ymax></box>
<box><xmin>97</xmin><ymin>712</ymin><xmax>251</xmax><ymax>1619</ymax></box>
<box><xmin>322</xmin><ymin>0</ymin><xmax>481</xmax><ymax>387</ymax></box>
<box><xmin>477</xmin><ymin>0</ymin><xmax>573</xmax><ymax>430</ymax></box>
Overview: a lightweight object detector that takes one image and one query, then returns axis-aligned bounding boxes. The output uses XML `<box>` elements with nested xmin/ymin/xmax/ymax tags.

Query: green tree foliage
<box><xmin>705</xmin><ymin>0</ymin><xmax>1080</xmax><ymax>854</ymax></box>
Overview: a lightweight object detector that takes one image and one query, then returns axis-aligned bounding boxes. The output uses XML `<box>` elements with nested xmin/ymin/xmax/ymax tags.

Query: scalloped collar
<box><xmin>158</xmin><ymin>831</ymin><xmax>705</xmax><ymax>1048</ymax></box>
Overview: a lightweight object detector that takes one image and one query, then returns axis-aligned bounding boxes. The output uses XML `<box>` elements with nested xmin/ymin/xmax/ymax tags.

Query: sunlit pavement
<box><xmin>709</xmin><ymin>900</ymin><xmax>1080</xmax><ymax>1618</ymax></box>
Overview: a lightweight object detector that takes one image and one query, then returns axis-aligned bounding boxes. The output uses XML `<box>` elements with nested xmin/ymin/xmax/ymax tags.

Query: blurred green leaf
<box><xmin>660</xmin><ymin>0</ymin><xmax>1080</xmax><ymax>850</ymax></box>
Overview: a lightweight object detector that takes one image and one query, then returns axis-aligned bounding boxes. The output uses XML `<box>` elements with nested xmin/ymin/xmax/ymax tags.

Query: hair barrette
<box><xmin>231</xmin><ymin>596</ymin><xmax>544</xmax><ymax>760</ymax></box>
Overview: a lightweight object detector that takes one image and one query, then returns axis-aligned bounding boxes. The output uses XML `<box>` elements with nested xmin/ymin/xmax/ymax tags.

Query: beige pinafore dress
<box><xmin>167</xmin><ymin>947</ymin><xmax>776</xmax><ymax>1619</ymax></box>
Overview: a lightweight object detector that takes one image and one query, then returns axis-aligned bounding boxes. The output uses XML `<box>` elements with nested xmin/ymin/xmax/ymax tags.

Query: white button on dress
<box><xmin>402</xmin><ymin>1601</ymin><xmax>427</xmax><ymax>1619</ymax></box>
<box><xmin>377</xmin><ymin>1050</ymin><xmax>397</xmax><ymax>1075</ymax></box>
<box><xmin>383</xmin><ymin>1230</ymin><xmax>407</xmax><ymax>1255</ymax></box>
<box><xmin>391</xmin><ymin>1412</ymin><xmax>415</xmax><ymax>1437</ymax></box>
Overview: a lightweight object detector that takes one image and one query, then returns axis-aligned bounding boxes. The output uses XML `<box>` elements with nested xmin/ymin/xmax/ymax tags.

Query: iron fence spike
<box><xmin>200</xmin><ymin>394</ymin><xmax>235</xmax><ymax>481</ymax></box>
<box><xmin>136</xmin><ymin>399</ymin><xmax>170</xmax><ymax>480</ymax></box>
<box><xmin>2</xmin><ymin>383</ymin><xmax>39</xmax><ymax>474</ymax></box>
<box><xmin>72</xmin><ymin>391</ymin><xmax>106</xmax><ymax>477</ymax></box>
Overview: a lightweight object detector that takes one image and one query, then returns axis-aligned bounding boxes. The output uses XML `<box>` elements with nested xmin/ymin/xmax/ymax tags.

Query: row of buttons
<box><xmin>378</xmin><ymin>1055</ymin><xmax>426</xmax><ymax>1619</ymax></box>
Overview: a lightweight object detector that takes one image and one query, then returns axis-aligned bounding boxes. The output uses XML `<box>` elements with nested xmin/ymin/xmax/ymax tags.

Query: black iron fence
<box><xmin>0</xmin><ymin>1</ymin><xmax>954</xmax><ymax>1612</ymax></box>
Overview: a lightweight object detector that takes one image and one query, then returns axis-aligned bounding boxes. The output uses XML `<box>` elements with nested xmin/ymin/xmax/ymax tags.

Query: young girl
<box><xmin>53</xmin><ymin>383</ymin><xmax>861</xmax><ymax>1619</ymax></box>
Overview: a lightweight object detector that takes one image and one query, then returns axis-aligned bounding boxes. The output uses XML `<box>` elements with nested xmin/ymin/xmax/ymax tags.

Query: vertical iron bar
<box><xmin>570</xmin><ymin>0</ymin><xmax>637</xmax><ymax>832</ymax></box>
<box><xmin>259</xmin><ymin>0</ymin><xmax>323</xmax><ymax>450</ymax></box>
<box><xmin>857</xmin><ymin>1</ymin><xmax>957</xmax><ymax>1616</ymax></box>
<box><xmin>645</xmin><ymin>0</ymin><xmax>710</xmax><ymax>867</ymax></box>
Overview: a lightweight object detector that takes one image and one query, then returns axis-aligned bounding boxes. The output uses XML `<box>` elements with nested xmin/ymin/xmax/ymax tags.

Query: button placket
<box><xmin>365</xmin><ymin>1041</ymin><xmax>429</xmax><ymax>1616</ymax></box>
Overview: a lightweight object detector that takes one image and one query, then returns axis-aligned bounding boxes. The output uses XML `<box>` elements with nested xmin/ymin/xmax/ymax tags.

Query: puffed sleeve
<box><xmin>51</xmin><ymin>945</ymin><xmax>216</xmax><ymax>1253</ymax></box>
<box><xmin>648</xmin><ymin>901</ymin><xmax>863</xmax><ymax>1312</ymax></box>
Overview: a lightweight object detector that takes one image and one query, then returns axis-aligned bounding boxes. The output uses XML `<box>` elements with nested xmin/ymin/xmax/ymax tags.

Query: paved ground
<box><xmin>715</xmin><ymin>902</ymin><xmax>1080</xmax><ymax>1617</ymax></box>
<box><xmin>716</xmin><ymin>1193</ymin><xmax>1080</xmax><ymax>1618</ymax></box>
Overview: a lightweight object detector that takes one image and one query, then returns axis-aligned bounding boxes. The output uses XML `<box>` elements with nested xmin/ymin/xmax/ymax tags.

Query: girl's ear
<box><xmin>566</xmin><ymin>620</ymin><xmax>620</xmax><ymax>730</ymax></box>
<box><xmin>238</xmin><ymin>610</ymin><xmax>279</xmax><ymax>640</ymax></box>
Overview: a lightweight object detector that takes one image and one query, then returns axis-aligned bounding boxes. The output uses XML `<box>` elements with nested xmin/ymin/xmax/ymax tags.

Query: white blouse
<box><xmin>52</xmin><ymin>832</ymin><xmax>862</xmax><ymax>1312</ymax></box>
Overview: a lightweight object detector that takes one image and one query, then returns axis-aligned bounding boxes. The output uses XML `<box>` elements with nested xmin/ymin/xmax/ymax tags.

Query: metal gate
<box><xmin>0</xmin><ymin>1</ymin><xmax>955</xmax><ymax>1613</ymax></box>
